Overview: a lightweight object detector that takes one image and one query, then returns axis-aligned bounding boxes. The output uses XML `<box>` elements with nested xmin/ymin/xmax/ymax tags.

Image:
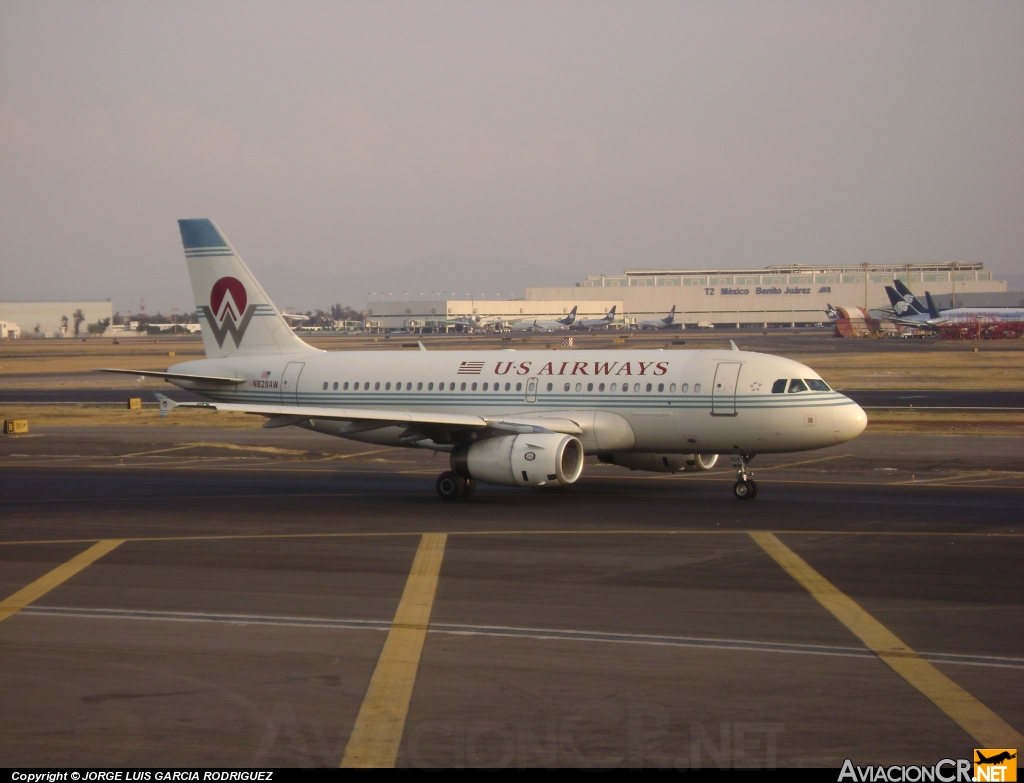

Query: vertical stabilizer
<box><xmin>178</xmin><ymin>219</ymin><xmax>317</xmax><ymax>359</ymax></box>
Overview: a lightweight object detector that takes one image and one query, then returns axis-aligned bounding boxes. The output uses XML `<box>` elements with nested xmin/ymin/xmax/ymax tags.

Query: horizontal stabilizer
<box><xmin>97</xmin><ymin>368</ymin><xmax>247</xmax><ymax>384</ymax></box>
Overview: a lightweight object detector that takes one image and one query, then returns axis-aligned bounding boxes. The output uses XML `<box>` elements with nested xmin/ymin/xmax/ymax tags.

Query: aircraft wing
<box><xmin>99</xmin><ymin>368</ymin><xmax>248</xmax><ymax>384</ymax></box>
<box><xmin>156</xmin><ymin>396</ymin><xmax>584</xmax><ymax>438</ymax></box>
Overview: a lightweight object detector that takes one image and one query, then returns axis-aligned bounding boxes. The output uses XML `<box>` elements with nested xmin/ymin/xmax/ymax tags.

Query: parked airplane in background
<box><xmin>100</xmin><ymin>220</ymin><xmax>867</xmax><ymax>501</ymax></box>
<box><xmin>574</xmin><ymin>306</ymin><xmax>617</xmax><ymax>330</ymax></box>
<box><xmin>451</xmin><ymin>313</ymin><xmax>486</xmax><ymax>331</ymax></box>
<box><xmin>638</xmin><ymin>306</ymin><xmax>678</xmax><ymax>330</ymax></box>
<box><xmin>884</xmin><ymin>280</ymin><xmax>1024</xmax><ymax>328</ymax></box>
<box><xmin>510</xmin><ymin>307</ymin><xmax>577</xmax><ymax>332</ymax></box>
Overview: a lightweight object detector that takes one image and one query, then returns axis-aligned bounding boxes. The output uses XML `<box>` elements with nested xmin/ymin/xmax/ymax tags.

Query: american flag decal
<box><xmin>261</xmin><ymin>370</ymin><xmax>272</xmax><ymax>378</ymax></box>
<box><xmin>457</xmin><ymin>361</ymin><xmax>485</xmax><ymax>375</ymax></box>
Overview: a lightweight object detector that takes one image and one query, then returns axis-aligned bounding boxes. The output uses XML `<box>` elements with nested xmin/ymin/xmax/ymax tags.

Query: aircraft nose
<box><xmin>833</xmin><ymin>399</ymin><xmax>868</xmax><ymax>443</ymax></box>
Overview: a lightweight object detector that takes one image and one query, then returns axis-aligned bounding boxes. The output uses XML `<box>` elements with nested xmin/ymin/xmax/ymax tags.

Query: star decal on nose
<box><xmin>750</xmin><ymin>381</ymin><xmax>762</xmax><ymax>392</ymax></box>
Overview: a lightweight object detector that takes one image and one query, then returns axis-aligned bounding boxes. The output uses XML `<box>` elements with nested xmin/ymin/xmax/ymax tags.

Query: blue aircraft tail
<box><xmin>892</xmin><ymin>280</ymin><xmax>930</xmax><ymax>316</ymax></box>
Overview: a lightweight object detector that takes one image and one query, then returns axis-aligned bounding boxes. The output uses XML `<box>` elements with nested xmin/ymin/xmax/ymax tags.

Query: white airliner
<box><xmin>101</xmin><ymin>220</ymin><xmax>867</xmax><ymax>501</ymax></box>
<box><xmin>510</xmin><ymin>307</ymin><xmax>577</xmax><ymax>332</ymax></box>
<box><xmin>638</xmin><ymin>306</ymin><xmax>678</xmax><ymax>330</ymax></box>
<box><xmin>574</xmin><ymin>306</ymin><xmax>617</xmax><ymax>330</ymax></box>
<box><xmin>885</xmin><ymin>281</ymin><xmax>1024</xmax><ymax>329</ymax></box>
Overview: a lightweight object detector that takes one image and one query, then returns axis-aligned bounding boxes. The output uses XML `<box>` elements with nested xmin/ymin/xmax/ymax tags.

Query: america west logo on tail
<box><xmin>200</xmin><ymin>276</ymin><xmax>257</xmax><ymax>349</ymax></box>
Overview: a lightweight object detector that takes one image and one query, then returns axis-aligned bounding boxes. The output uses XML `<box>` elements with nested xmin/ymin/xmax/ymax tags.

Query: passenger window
<box><xmin>682</xmin><ymin>383</ymin><xmax>688</xmax><ymax>392</ymax></box>
<box><xmin>546</xmin><ymin>383</ymin><xmax>553</xmax><ymax>392</ymax></box>
<box><xmin>634</xmin><ymin>383</ymin><xmax>641</xmax><ymax>392</ymax></box>
<box><xmin>427</xmin><ymin>382</ymin><xmax>432</xmax><ymax>391</ymax></box>
<box><xmin>333</xmin><ymin>382</ymin><xmax>338</xmax><ymax>390</ymax></box>
<box><xmin>806</xmin><ymin>379</ymin><xmax>831</xmax><ymax>391</ymax></box>
<box><xmin>516</xmin><ymin>382</ymin><xmax>522</xmax><ymax>392</ymax></box>
<box><xmin>694</xmin><ymin>383</ymin><xmax>701</xmax><ymax>393</ymax></box>
<box><xmin>417</xmin><ymin>382</ymin><xmax>423</xmax><ymax>390</ymax></box>
<box><xmin>611</xmin><ymin>383</ymin><xmax>618</xmax><ymax>392</ymax></box>
<box><xmin>599</xmin><ymin>383</ymin><xmax>605</xmax><ymax>392</ymax></box>
<box><xmin>471</xmin><ymin>382</ymin><xmax>477</xmax><ymax>391</ymax></box>
<box><xmin>645</xmin><ymin>383</ymin><xmax>652</xmax><ymax>392</ymax></box>
<box><xmin>575</xmin><ymin>383</ymin><xmax>582</xmax><ymax>392</ymax></box>
<box><xmin>772</xmin><ymin>379</ymin><xmax>787</xmax><ymax>394</ymax></box>
<box><xmin>563</xmin><ymin>383</ymin><xmax>570</xmax><ymax>392</ymax></box>
<box><xmin>482</xmin><ymin>382</ymin><xmax>488</xmax><ymax>391</ymax></box>
<box><xmin>322</xmin><ymin>382</ymin><xmax>328</xmax><ymax>390</ymax></box>
<box><xmin>587</xmin><ymin>383</ymin><xmax>593</xmax><ymax>392</ymax></box>
<box><xmin>788</xmin><ymin>379</ymin><xmax>808</xmax><ymax>393</ymax></box>
<box><xmin>344</xmin><ymin>382</ymin><xmax>349</xmax><ymax>390</ymax></box>
<box><xmin>504</xmin><ymin>382</ymin><xmax>511</xmax><ymax>391</ymax></box>
<box><xmin>450</xmin><ymin>382</ymin><xmax>455</xmax><ymax>391</ymax></box>
<box><xmin>494</xmin><ymin>384</ymin><xmax>500</xmax><ymax>392</ymax></box>
<box><xmin>658</xmin><ymin>383</ymin><xmax>664</xmax><ymax>392</ymax></box>
<box><xmin>669</xmin><ymin>383</ymin><xmax>676</xmax><ymax>392</ymax></box>
<box><xmin>460</xmin><ymin>382</ymin><xmax>466</xmax><ymax>391</ymax></box>
<box><xmin>385</xmin><ymin>382</ymin><xmax>391</xmax><ymax>391</ymax></box>
<box><xmin>374</xmin><ymin>382</ymin><xmax>380</xmax><ymax>391</ymax></box>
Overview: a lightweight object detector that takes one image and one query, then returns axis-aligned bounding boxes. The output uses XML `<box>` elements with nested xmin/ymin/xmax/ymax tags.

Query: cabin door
<box><xmin>711</xmin><ymin>362</ymin><xmax>741</xmax><ymax>416</ymax></box>
<box><xmin>281</xmin><ymin>362</ymin><xmax>305</xmax><ymax>406</ymax></box>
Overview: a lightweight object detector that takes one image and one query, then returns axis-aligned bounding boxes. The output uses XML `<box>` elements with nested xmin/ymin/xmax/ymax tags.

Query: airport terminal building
<box><xmin>368</xmin><ymin>262</ymin><xmax>1006</xmax><ymax>330</ymax></box>
<box><xmin>365</xmin><ymin>298</ymin><xmax>622</xmax><ymax>331</ymax></box>
<box><xmin>527</xmin><ymin>262</ymin><xmax>1006</xmax><ymax>328</ymax></box>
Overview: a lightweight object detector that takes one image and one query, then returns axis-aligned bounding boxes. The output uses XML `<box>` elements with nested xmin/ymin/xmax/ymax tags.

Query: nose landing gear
<box><xmin>730</xmin><ymin>454</ymin><xmax>758</xmax><ymax>500</ymax></box>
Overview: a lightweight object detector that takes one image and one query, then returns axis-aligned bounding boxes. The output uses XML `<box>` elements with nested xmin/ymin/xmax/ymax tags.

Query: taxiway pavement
<box><xmin>0</xmin><ymin>429</ymin><xmax>1021</xmax><ymax>767</ymax></box>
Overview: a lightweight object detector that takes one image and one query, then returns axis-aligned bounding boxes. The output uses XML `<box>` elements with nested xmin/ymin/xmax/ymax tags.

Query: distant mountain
<box><xmin>298</xmin><ymin>255</ymin><xmax>584</xmax><ymax>310</ymax></box>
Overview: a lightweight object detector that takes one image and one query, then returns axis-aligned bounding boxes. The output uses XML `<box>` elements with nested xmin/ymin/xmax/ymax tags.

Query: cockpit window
<box><xmin>771</xmin><ymin>379</ymin><xmax>787</xmax><ymax>394</ymax></box>
<box><xmin>806</xmin><ymin>379</ymin><xmax>830</xmax><ymax>391</ymax></box>
<box><xmin>788</xmin><ymin>379</ymin><xmax>809</xmax><ymax>393</ymax></box>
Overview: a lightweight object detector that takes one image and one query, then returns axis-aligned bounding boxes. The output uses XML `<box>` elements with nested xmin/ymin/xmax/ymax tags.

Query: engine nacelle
<box><xmin>597</xmin><ymin>452</ymin><xmax>718</xmax><ymax>473</ymax></box>
<box><xmin>452</xmin><ymin>433</ymin><xmax>585</xmax><ymax>487</ymax></box>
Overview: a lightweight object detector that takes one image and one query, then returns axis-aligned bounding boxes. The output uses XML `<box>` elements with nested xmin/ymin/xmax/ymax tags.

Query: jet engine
<box><xmin>452</xmin><ymin>433</ymin><xmax>585</xmax><ymax>487</ymax></box>
<box><xmin>597</xmin><ymin>453</ymin><xmax>718</xmax><ymax>473</ymax></box>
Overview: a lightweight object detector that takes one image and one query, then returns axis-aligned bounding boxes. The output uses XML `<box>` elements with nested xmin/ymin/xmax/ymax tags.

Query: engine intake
<box><xmin>597</xmin><ymin>452</ymin><xmax>718</xmax><ymax>473</ymax></box>
<box><xmin>452</xmin><ymin>433</ymin><xmax>584</xmax><ymax>487</ymax></box>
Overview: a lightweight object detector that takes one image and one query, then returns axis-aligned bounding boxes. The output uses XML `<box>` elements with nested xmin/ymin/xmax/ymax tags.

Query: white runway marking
<box><xmin>20</xmin><ymin>605</ymin><xmax>1024</xmax><ymax>670</ymax></box>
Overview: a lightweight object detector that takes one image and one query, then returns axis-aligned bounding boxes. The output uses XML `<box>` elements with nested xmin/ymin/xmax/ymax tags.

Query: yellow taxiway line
<box><xmin>750</xmin><ymin>531</ymin><xmax>1024</xmax><ymax>748</ymax></box>
<box><xmin>0</xmin><ymin>539</ymin><xmax>124</xmax><ymax>625</ymax></box>
<box><xmin>341</xmin><ymin>533</ymin><xmax>447</xmax><ymax>768</ymax></box>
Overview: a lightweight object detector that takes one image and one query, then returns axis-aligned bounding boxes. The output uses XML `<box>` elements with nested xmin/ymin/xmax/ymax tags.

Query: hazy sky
<box><xmin>2</xmin><ymin>1</ymin><xmax>1022</xmax><ymax>312</ymax></box>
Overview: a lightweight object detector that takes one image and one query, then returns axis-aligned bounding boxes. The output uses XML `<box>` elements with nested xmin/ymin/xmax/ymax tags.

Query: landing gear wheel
<box><xmin>436</xmin><ymin>471</ymin><xmax>464</xmax><ymax>500</ymax></box>
<box><xmin>461</xmin><ymin>478</ymin><xmax>477</xmax><ymax>498</ymax></box>
<box><xmin>730</xmin><ymin>453</ymin><xmax>758</xmax><ymax>500</ymax></box>
<box><xmin>733</xmin><ymin>480</ymin><xmax>756</xmax><ymax>500</ymax></box>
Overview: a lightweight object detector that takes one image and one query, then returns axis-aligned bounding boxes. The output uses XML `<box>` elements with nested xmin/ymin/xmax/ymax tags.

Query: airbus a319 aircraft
<box><xmin>102</xmin><ymin>220</ymin><xmax>867</xmax><ymax>501</ymax></box>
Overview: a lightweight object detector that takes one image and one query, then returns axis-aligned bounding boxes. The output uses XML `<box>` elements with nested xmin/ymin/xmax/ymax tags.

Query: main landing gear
<box><xmin>435</xmin><ymin>471</ymin><xmax>477</xmax><ymax>500</ymax></box>
<box><xmin>731</xmin><ymin>454</ymin><xmax>758</xmax><ymax>500</ymax></box>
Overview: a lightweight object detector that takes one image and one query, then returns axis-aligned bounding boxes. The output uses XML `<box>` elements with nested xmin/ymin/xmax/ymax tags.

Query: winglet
<box><xmin>153</xmin><ymin>392</ymin><xmax>179</xmax><ymax>419</ymax></box>
<box><xmin>418</xmin><ymin>341</ymin><xmax>427</xmax><ymax>352</ymax></box>
<box><xmin>730</xmin><ymin>340</ymin><xmax>739</xmax><ymax>352</ymax></box>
